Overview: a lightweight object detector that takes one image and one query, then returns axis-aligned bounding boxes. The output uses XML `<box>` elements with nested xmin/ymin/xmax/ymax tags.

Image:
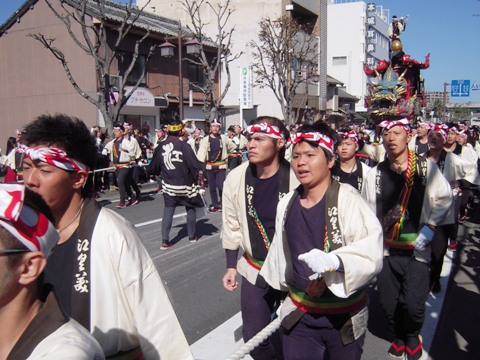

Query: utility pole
<box><xmin>319</xmin><ymin>0</ymin><xmax>328</xmax><ymax>116</ymax></box>
<box><xmin>443</xmin><ymin>82</ymin><xmax>450</xmax><ymax>123</ymax></box>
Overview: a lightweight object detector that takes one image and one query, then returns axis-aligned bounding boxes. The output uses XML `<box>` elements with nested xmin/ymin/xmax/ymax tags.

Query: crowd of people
<box><xmin>0</xmin><ymin>114</ymin><xmax>479</xmax><ymax>360</ymax></box>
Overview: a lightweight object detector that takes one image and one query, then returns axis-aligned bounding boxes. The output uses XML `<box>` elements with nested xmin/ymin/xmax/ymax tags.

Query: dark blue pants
<box><xmin>283</xmin><ymin>313</ymin><xmax>365</xmax><ymax>360</ymax></box>
<box><xmin>241</xmin><ymin>277</ymin><xmax>284</xmax><ymax>360</ymax></box>
<box><xmin>206</xmin><ymin>168</ymin><xmax>226</xmax><ymax>207</ymax></box>
<box><xmin>162</xmin><ymin>206</ymin><xmax>196</xmax><ymax>241</ymax></box>
<box><xmin>377</xmin><ymin>255</ymin><xmax>430</xmax><ymax>340</ymax></box>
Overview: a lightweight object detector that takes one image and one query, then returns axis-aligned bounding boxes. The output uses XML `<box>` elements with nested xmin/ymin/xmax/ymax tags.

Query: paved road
<box><xmin>99</xmin><ymin>184</ymin><xmax>480</xmax><ymax>359</ymax></box>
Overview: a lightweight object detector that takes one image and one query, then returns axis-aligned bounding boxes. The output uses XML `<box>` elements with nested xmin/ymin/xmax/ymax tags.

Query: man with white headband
<box><xmin>408</xmin><ymin>121</ymin><xmax>430</xmax><ymax>154</ymax></box>
<box><xmin>424</xmin><ymin>124</ymin><xmax>480</xmax><ymax>293</ymax></box>
<box><xmin>103</xmin><ymin>123</ymin><xmax>142</xmax><ymax>208</ymax></box>
<box><xmin>21</xmin><ymin>114</ymin><xmax>193</xmax><ymax>359</ymax></box>
<box><xmin>197</xmin><ymin>119</ymin><xmax>237</xmax><ymax>212</ymax></box>
<box><xmin>0</xmin><ymin>184</ymin><xmax>104</xmax><ymax>359</ymax></box>
<box><xmin>362</xmin><ymin>118</ymin><xmax>452</xmax><ymax>360</ymax></box>
<box><xmin>444</xmin><ymin>123</ymin><xmax>478</xmax><ymax>164</ymax></box>
<box><xmin>332</xmin><ymin>129</ymin><xmax>371</xmax><ymax>192</ymax></box>
<box><xmin>222</xmin><ymin>116</ymin><xmax>299</xmax><ymax>358</ymax></box>
<box><xmin>260</xmin><ymin>121</ymin><xmax>383</xmax><ymax>360</ymax></box>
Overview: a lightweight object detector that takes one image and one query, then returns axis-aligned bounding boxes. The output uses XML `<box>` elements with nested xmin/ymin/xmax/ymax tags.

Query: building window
<box><xmin>332</xmin><ymin>56</ymin><xmax>347</xmax><ymax>65</ymax></box>
<box><xmin>188</xmin><ymin>64</ymin><xmax>206</xmax><ymax>91</ymax></box>
<box><xmin>118</xmin><ymin>53</ymin><xmax>146</xmax><ymax>85</ymax></box>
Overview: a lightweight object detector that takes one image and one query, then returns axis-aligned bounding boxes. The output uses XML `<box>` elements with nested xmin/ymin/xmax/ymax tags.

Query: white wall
<box><xmin>138</xmin><ymin>0</ymin><xmax>285</xmax><ymax>124</ymax></box>
<box><xmin>327</xmin><ymin>1</ymin><xmax>389</xmax><ymax>112</ymax></box>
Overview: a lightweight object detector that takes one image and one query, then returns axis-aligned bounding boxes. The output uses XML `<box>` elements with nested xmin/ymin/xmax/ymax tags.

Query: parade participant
<box><xmin>362</xmin><ymin>119</ymin><xmax>452</xmax><ymax>360</ymax></box>
<box><xmin>424</xmin><ymin>124</ymin><xmax>480</xmax><ymax>292</ymax></box>
<box><xmin>444</xmin><ymin>124</ymin><xmax>478</xmax><ymax>164</ymax></box>
<box><xmin>0</xmin><ymin>184</ymin><xmax>104</xmax><ymax>359</ymax></box>
<box><xmin>408</xmin><ymin>121</ymin><xmax>430</xmax><ymax>154</ymax></box>
<box><xmin>222</xmin><ymin>116</ymin><xmax>299</xmax><ymax>359</ymax></box>
<box><xmin>260</xmin><ymin>121</ymin><xmax>383</xmax><ymax>360</ymax></box>
<box><xmin>103</xmin><ymin>123</ymin><xmax>141</xmax><ymax>208</ymax></box>
<box><xmin>331</xmin><ymin>129</ymin><xmax>371</xmax><ymax>192</ymax></box>
<box><xmin>197</xmin><ymin>119</ymin><xmax>237</xmax><ymax>212</ymax></box>
<box><xmin>227</xmin><ymin>125</ymin><xmax>248</xmax><ymax>171</ymax></box>
<box><xmin>123</xmin><ymin>123</ymin><xmax>143</xmax><ymax>203</ymax></box>
<box><xmin>187</xmin><ymin>128</ymin><xmax>203</xmax><ymax>155</ymax></box>
<box><xmin>148</xmin><ymin>119</ymin><xmax>204</xmax><ymax>250</ymax></box>
<box><xmin>21</xmin><ymin>114</ymin><xmax>193</xmax><ymax>359</ymax></box>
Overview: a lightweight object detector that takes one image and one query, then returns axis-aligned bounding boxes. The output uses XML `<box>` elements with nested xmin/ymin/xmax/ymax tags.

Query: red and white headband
<box><xmin>18</xmin><ymin>145</ymin><xmax>89</xmax><ymax>172</ymax></box>
<box><xmin>457</xmin><ymin>130</ymin><xmax>468</xmax><ymax>139</ymax></box>
<box><xmin>379</xmin><ymin>118</ymin><xmax>411</xmax><ymax>133</ymax></box>
<box><xmin>430</xmin><ymin>124</ymin><xmax>448</xmax><ymax>142</ymax></box>
<box><xmin>246</xmin><ymin>122</ymin><xmax>284</xmax><ymax>139</ymax></box>
<box><xmin>417</xmin><ymin>121</ymin><xmax>431</xmax><ymax>129</ymax></box>
<box><xmin>339</xmin><ymin>130</ymin><xmax>358</xmax><ymax>143</ymax></box>
<box><xmin>0</xmin><ymin>184</ymin><xmax>59</xmax><ymax>257</ymax></box>
<box><xmin>289</xmin><ymin>132</ymin><xmax>334</xmax><ymax>155</ymax></box>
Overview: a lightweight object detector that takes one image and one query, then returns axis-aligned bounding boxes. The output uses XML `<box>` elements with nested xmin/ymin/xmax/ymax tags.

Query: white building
<box><xmin>138</xmin><ymin>0</ymin><xmax>321</xmax><ymax>126</ymax></box>
<box><xmin>327</xmin><ymin>1</ymin><xmax>390</xmax><ymax>112</ymax></box>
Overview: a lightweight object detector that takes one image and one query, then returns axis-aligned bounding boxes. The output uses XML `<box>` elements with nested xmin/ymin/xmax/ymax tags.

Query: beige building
<box><xmin>0</xmin><ymin>0</ymin><xmax>219</xmax><ymax>142</ymax></box>
<box><xmin>139</xmin><ymin>0</ymin><xmax>323</xmax><ymax>125</ymax></box>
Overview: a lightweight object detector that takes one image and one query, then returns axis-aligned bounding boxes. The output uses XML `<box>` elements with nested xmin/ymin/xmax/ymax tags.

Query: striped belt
<box><xmin>289</xmin><ymin>287</ymin><xmax>367</xmax><ymax>315</ymax></box>
<box><xmin>244</xmin><ymin>253</ymin><xmax>264</xmax><ymax>271</ymax></box>
<box><xmin>114</xmin><ymin>163</ymin><xmax>130</xmax><ymax>169</ymax></box>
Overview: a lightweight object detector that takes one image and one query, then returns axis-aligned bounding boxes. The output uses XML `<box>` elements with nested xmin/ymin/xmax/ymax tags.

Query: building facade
<box><xmin>327</xmin><ymin>0</ymin><xmax>390</xmax><ymax>112</ymax></box>
<box><xmin>0</xmin><ymin>0</ymin><xmax>218</xmax><ymax>140</ymax></box>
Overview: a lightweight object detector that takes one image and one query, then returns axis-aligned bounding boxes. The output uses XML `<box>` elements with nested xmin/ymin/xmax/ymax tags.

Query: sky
<box><xmin>1</xmin><ymin>0</ymin><xmax>479</xmax><ymax>103</ymax></box>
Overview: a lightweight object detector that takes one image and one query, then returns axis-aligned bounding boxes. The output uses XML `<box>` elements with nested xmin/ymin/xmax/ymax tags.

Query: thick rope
<box><xmin>226</xmin><ymin>317</ymin><xmax>281</xmax><ymax>360</ymax></box>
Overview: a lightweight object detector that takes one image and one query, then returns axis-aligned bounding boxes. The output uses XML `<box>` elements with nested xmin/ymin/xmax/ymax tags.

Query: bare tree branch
<box><xmin>29</xmin><ymin>0</ymin><xmax>154</xmax><ymax>133</ymax></box>
<box><xmin>250</xmin><ymin>16</ymin><xmax>318</xmax><ymax>123</ymax></box>
<box><xmin>181</xmin><ymin>0</ymin><xmax>241</xmax><ymax>122</ymax></box>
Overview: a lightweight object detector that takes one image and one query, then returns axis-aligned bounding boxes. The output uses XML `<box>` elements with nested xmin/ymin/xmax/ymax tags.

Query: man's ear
<box><xmin>277</xmin><ymin>137</ymin><xmax>286</xmax><ymax>150</ymax></box>
<box><xmin>406</xmin><ymin>132</ymin><xmax>414</xmax><ymax>143</ymax></box>
<box><xmin>17</xmin><ymin>252</ymin><xmax>47</xmax><ymax>286</ymax></box>
<box><xmin>71</xmin><ymin>170</ymin><xmax>89</xmax><ymax>190</ymax></box>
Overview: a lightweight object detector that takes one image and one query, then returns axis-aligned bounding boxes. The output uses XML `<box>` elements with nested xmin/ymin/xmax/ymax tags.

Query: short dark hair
<box><xmin>22</xmin><ymin>114</ymin><xmax>97</xmax><ymax>197</ymax></box>
<box><xmin>296</xmin><ymin>121</ymin><xmax>340</xmax><ymax>161</ymax></box>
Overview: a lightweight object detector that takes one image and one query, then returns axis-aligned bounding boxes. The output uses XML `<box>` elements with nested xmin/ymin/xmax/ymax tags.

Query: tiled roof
<box><xmin>1</xmin><ymin>0</ymin><xmax>215</xmax><ymax>47</ymax></box>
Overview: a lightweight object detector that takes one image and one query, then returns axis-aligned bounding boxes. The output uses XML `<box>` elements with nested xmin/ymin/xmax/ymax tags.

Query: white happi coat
<box><xmin>362</xmin><ymin>158</ymin><xmax>453</xmax><ymax>261</ymax></box>
<box><xmin>260</xmin><ymin>183</ymin><xmax>383</xmax><ymax>299</ymax></box>
<box><xmin>435</xmin><ymin>151</ymin><xmax>480</xmax><ymax>186</ymax></box>
<box><xmin>87</xmin><ymin>208</ymin><xmax>193</xmax><ymax>360</ymax></box>
<box><xmin>196</xmin><ymin>134</ymin><xmax>237</xmax><ymax>168</ymax></box>
<box><xmin>28</xmin><ymin>320</ymin><xmax>104</xmax><ymax>360</ymax></box>
<box><xmin>222</xmin><ymin>161</ymin><xmax>300</xmax><ymax>285</ymax></box>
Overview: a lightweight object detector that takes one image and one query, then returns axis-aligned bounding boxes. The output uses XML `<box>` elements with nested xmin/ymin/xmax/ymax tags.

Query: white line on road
<box><xmin>134</xmin><ymin>212</ymin><xmax>187</xmax><ymax>228</ymax></box>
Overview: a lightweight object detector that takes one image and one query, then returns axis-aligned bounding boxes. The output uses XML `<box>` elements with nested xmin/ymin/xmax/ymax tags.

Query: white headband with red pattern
<box><xmin>18</xmin><ymin>145</ymin><xmax>89</xmax><ymax>172</ymax></box>
<box><xmin>0</xmin><ymin>184</ymin><xmax>59</xmax><ymax>257</ymax></box>
<box><xmin>289</xmin><ymin>132</ymin><xmax>334</xmax><ymax>155</ymax></box>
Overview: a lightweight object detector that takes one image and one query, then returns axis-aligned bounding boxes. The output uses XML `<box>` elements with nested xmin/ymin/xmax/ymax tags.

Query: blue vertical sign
<box><xmin>451</xmin><ymin>80</ymin><xmax>470</xmax><ymax>97</ymax></box>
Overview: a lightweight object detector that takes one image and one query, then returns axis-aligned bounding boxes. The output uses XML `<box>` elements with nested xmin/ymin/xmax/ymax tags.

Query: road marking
<box><xmin>135</xmin><ymin>212</ymin><xmax>187</xmax><ymax>228</ymax></box>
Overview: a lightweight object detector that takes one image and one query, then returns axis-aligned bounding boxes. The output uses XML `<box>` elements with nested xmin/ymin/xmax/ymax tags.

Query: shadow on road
<box><xmin>428</xmin><ymin>226</ymin><xmax>480</xmax><ymax>360</ymax></box>
<box><xmin>170</xmin><ymin>218</ymin><xmax>220</xmax><ymax>245</ymax></box>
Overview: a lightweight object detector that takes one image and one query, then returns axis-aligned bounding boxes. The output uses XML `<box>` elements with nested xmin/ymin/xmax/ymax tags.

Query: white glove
<box><xmin>414</xmin><ymin>225</ymin><xmax>435</xmax><ymax>250</ymax></box>
<box><xmin>199</xmin><ymin>188</ymin><xmax>206</xmax><ymax>196</ymax></box>
<box><xmin>101</xmin><ymin>149</ymin><xmax>108</xmax><ymax>156</ymax></box>
<box><xmin>298</xmin><ymin>249</ymin><xmax>340</xmax><ymax>275</ymax></box>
